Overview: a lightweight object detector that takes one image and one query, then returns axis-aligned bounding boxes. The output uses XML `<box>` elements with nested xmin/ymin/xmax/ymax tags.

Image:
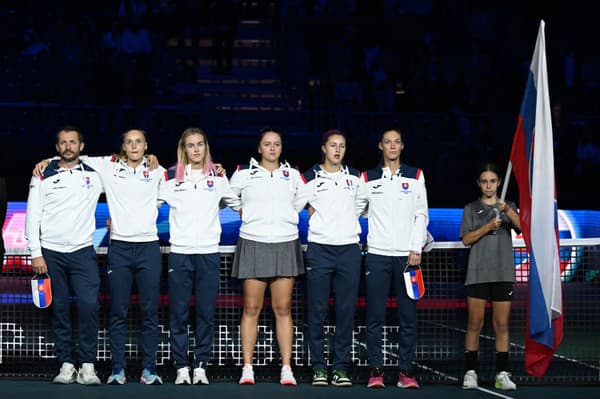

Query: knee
<box><xmin>77</xmin><ymin>296</ymin><xmax>98</xmax><ymax>311</ymax></box>
<box><xmin>243</xmin><ymin>303</ymin><xmax>263</xmax><ymax>318</ymax></box>
<box><xmin>467</xmin><ymin>317</ymin><xmax>484</xmax><ymax>332</ymax></box>
<box><xmin>493</xmin><ymin>320</ymin><xmax>509</xmax><ymax>335</ymax></box>
<box><xmin>271</xmin><ymin>303</ymin><xmax>291</xmax><ymax>319</ymax></box>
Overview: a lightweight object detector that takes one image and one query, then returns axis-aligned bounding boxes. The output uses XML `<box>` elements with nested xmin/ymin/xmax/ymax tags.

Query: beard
<box><xmin>59</xmin><ymin>149</ymin><xmax>79</xmax><ymax>163</ymax></box>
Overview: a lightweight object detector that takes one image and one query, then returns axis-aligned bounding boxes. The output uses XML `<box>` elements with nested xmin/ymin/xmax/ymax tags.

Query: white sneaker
<box><xmin>193</xmin><ymin>366</ymin><xmax>209</xmax><ymax>385</ymax></box>
<box><xmin>140</xmin><ymin>368</ymin><xmax>163</xmax><ymax>385</ymax></box>
<box><xmin>77</xmin><ymin>363</ymin><xmax>101</xmax><ymax>385</ymax></box>
<box><xmin>239</xmin><ymin>365</ymin><xmax>255</xmax><ymax>385</ymax></box>
<box><xmin>495</xmin><ymin>371</ymin><xmax>517</xmax><ymax>390</ymax></box>
<box><xmin>53</xmin><ymin>362</ymin><xmax>77</xmax><ymax>384</ymax></box>
<box><xmin>175</xmin><ymin>367</ymin><xmax>191</xmax><ymax>385</ymax></box>
<box><xmin>462</xmin><ymin>370</ymin><xmax>478</xmax><ymax>389</ymax></box>
<box><xmin>280</xmin><ymin>365</ymin><xmax>297</xmax><ymax>386</ymax></box>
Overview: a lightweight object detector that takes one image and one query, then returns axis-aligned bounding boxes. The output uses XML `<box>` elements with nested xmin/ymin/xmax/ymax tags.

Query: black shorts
<box><xmin>466</xmin><ymin>282</ymin><xmax>514</xmax><ymax>302</ymax></box>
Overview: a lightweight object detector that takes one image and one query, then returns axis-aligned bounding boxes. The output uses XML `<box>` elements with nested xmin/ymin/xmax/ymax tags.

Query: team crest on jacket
<box><xmin>143</xmin><ymin>170</ymin><xmax>150</xmax><ymax>182</ymax></box>
<box><xmin>204</xmin><ymin>179</ymin><xmax>215</xmax><ymax>191</ymax></box>
<box><xmin>84</xmin><ymin>176</ymin><xmax>92</xmax><ymax>189</ymax></box>
<box><xmin>402</xmin><ymin>182</ymin><xmax>409</xmax><ymax>191</ymax></box>
<box><xmin>282</xmin><ymin>170</ymin><xmax>290</xmax><ymax>179</ymax></box>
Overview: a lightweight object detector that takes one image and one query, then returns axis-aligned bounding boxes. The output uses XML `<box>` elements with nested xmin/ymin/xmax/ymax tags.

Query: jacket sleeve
<box><xmin>25</xmin><ymin>176</ymin><xmax>44</xmax><ymax>258</ymax></box>
<box><xmin>292</xmin><ymin>171</ymin><xmax>309</xmax><ymax>212</ymax></box>
<box><xmin>219</xmin><ymin>177</ymin><xmax>242</xmax><ymax>211</ymax></box>
<box><xmin>228</xmin><ymin>169</ymin><xmax>244</xmax><ymax>199</ymax></box>
<box><xmin>410</xmin><ymin>171</ymin><xmax>429</xmax><ymax>254</ymax></box>
<box><xmin>156</xmin><ymin>169</ymin><xmax>169</xmax><ymax>207</ymax></box>
<box><xmin>79</xmin><ymin>155</ymin><xmax>113</xmax><ymax>173</ymax></box>
<box><xmin>355</xmin><ymin>172</ymin><xmax>369</xmax><ymax>217</ymax></box>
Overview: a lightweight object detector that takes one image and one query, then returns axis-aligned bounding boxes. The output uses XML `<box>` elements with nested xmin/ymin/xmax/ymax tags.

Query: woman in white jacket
<box><xmin>356</xmin><ymin>128</ymin><xmax>429</xmax><ymax>389</ymax></box>
<box><xmin>229</xmin><ymin>128</ymin><xmax>308</xmax><ymax>386</ymax></box>
<box><xmin>158</xmin><ymin>128</ymin><xmax>240</xmax><ymax>385</ymax></box>
<box><xmin>301</xmin><ymin>130</ymin><xmax>362</xmax><ymax>387</ymax></box>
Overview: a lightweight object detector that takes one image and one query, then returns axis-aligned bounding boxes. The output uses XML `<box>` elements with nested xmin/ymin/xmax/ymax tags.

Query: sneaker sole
<box><xmin>78</xmin><ymin>379</ymin><xmax>101</xmax><ymax>386</ymax></box>
<box><xmin>495</xmin><ymin>384</ymin><xmax>517</xmax><ymax>391</ymax></box>
<box><xmin>397</xmin><ymin>383</ymin><xmax>419</xmax><ymax>389</ymax></box>
<box><xmin>462</xmin><ymin>385</ymin><xmax>478</xmax><ymax>390</ymax></box>
<box><xmin>239</xmin><ymin>379</ymin><xmax>255</xmax><ymax>385</ymax></box>
<box><xmin>140</xmin><ymin>379</ymin><xmax>162</xmax><ymax>385</ymax></box>
<box><xmin>312</xmin><ymin>381</ymin><xmax>328</xmax><ymax>386</ymax></box>
<box><xmin>281</xmin><ymin>381</ymin><xmax>297</xmax><ymax>386</ymax></box>
<box><xmin>332</xmin><ymin>382</ymin><xmax>352</xmax><ymax>387</ymax></box>
<box><xmin>367</xmin><ymin>383</ymin><xmax>385</xmax><ymax>388</ymax></box>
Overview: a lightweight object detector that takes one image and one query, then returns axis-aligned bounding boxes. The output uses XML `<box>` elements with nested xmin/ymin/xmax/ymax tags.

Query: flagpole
<box><xmin>500</xmin><ymin>161</ymin><xmax>512</xmax><ymax>201</ymax></box>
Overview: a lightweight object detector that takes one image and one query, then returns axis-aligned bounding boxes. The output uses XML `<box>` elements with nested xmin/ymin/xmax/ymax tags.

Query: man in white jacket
<box><xmin>25</xmin><ymin>126</ymin><xmax>103</xmax><ymax>385</ymax></box>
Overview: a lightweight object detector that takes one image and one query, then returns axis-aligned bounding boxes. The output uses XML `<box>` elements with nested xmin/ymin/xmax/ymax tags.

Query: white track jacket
<box><xmin>229</xmin><ymin>158</ymin><xmax>308</xmax><ymax>243</ymax></box>
<box><xmin>356</xmin><ymin>164</ymin><xmax>429</xmax><ymax>256</ymax></box>
<box><xmin>158</xmin><ymin>165</ymin><xmax>241</xmax><ymax>254</ymax></box>
<box><xmin>25</xmin><ymin>160</ymin><xmax>104</xmax><ymax>257</ymax></box>
<box><xmin>300</xmin><ymin>164</ymin><xmax>362</xmax><ymax>245</ymax></box>
<box><xmin>81</xmin><ymin>155</ymin><xmax>165</xmax><ymax>242</ymax></box>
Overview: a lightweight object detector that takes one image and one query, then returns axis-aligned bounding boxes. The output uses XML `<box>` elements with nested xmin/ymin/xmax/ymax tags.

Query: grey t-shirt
<box><xmin>459</xmin><ymin>199</ymin><xmax>521</xmax><ymax>285</ymax></box>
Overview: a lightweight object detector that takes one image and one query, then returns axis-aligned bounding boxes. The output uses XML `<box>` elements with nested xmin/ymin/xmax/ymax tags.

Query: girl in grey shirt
<box><xmin>459</xmin><ymin>162</ymin><xmax>521</xmax><ymax>391</ymax></box>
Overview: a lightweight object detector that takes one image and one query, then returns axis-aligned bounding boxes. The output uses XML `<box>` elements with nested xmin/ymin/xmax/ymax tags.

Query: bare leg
<box><xmin>465</xmin><ymin>297</ymin><xmax>487</xmax><ymax>351</ymax></box>
<box><xmin>269</xmin><ymin>277</ymin><xmax>295</xmax><ymax>366</ymax></box>
<box><xmin>241</xmin><ymin>279</ymin><xmax>267</xmax><ymax>365</ymax></box>
<box><xmin>491</xmin><ymin>301</ymin><xmax>512</xmax><ymax>352</ymax></box>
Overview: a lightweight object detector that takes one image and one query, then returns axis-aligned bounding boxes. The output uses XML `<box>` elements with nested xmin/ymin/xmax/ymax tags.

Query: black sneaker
<box><xmin>331</xmin><ymin>369</ymin><xmax>352</xmax><ymax>387</ymax></box>
<box><xmin>312</xmin><ymin>369</ymin><xmax>328</xmax><ymax>386</ymax></box>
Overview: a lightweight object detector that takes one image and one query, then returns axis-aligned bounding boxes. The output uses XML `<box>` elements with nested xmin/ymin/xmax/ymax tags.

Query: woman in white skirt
<box><xmin>229</xmin><ymin>127</ymin><xmax>308</xmax><ymax>386</ymax></box>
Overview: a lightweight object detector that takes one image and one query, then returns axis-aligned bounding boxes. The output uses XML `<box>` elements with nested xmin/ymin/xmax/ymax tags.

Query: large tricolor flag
<box><xmin>509</xmin><ymin>20</ymin><xmax>563</xmax><ymax>378</ymax></box>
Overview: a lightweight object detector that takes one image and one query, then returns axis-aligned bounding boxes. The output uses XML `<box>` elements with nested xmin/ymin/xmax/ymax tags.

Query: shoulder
<box><xmin>400</xmin><ymin>164</ymin><xmax>423</xmax><ymax>180</ymax></box>
<box><xmin>362</xmin><ymin>167</ymin><xmax>383</xmax><ymax>182</ymax></box>
<box><xmin>210</xmin><ymin>168</ymin><xmax>226</xmax><ymax>178</ymax></box>
<box><xmin>463</xmin><ymin>200</ymin><xmax>480</xmax><ymax>212</ymax></box>
<box><xmin>207</xmin><ymin>170</ymin><xmax>227</xmax><ymax>183</ymax></box>
<box><xmin>81</xmin><ymin>163</ymin><xmax>97</xmax><ymax>173</ymax></box>
<box><xmin>164</xmin><ymin>167</ymin><xmax>177</xmax><ymax>181</ymax></box>
<box><xmin>41</xmin><ymin>160</ymin><xmax>61</xmax><ymax>180</ymax></box>
<box><xmin>287</xmin><ymin>166</ymin><xmax>302</xmax><ymax>178</ymax></box>
<box><xmin>301</xmin><ymin>163</ymin><xmax>320</xmax><ymax>183</ymax></box>
<box><xmin>347</xmin><ymin>166</ymin><xmax>361</xmax><ymax>177</ymax></box>
<box><xmin>215</xmin><ymin>174</ymin><xmax>229</xmax><ymax>184</ymax></box>
<box><xmin>230</xmin><ymin>164</ymin><xmax>251</xmax><ymax>180</ymax></box>
<box><xmin>103</xmin><ymin>154</ymin><xmax>119</xmax><ymax>163</ymax></box>
<box><xmin>231</xmin><ymin>164</ymin><xmax>250</xmax><ymax>177</ymax></box>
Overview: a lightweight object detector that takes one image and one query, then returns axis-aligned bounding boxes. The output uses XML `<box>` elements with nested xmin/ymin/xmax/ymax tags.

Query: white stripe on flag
<box><xmin>530</xmin><ymin>20</ymin><xmax>562</xmax><ymax>322</ymax></box>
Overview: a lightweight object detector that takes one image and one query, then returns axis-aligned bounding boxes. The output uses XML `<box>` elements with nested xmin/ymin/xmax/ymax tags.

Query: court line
<box><xmin>426</xmin><ymin>320</ymin><xmax>600</xmax><ymax>370</ymax></box>
<box><xmin>355</xmin><ymin>341</ymin><xmax>515</xmax><ymax>399</ymax></box>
